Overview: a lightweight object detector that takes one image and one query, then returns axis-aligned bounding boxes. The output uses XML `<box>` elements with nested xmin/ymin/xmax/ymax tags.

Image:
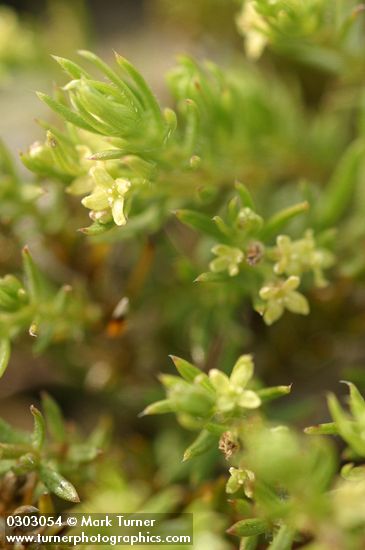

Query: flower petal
<box><xmin>115</xmin><ymin>178</ymin><xmax>131</xmax><ymax>196</ymax></box>
<box><xmin>208</xmin><ymin>369</ymin><xmax>230</xmax><ymax>392</ymax></box>
<box><xmin>238</xmin><ymin>390</ymin><xmax>261</xmax><ymax>409</ymax></box>
<box><xmin>263</xmin><ymin>300</ymin><xmax>284</xmax><ymax>325</ymax></box>
<box><xmin>112</xmin><ymin>198</ymin><xmax>127</xmax><ymax>226</ymax></box>
<box><xmin>230</xmin><ymin>355</ymin><xmax>254</xmax><ymax>388</ymax></box>
<box><xmin>210</xmin><ymin>257</ymin><xmax>229</xmax><ymax>273</ymax></box>
<box><xmin>81</xmin><ymin>187</ymin><xmax>109</xmax><ymax>210</ymax></box>
<box><xmin>282</xmin><ymin>275</ymin><xmax>300</xmax><ymax>292</ymax></box>
<box><xmin>285</xmin><ymin>290</ymin><xmax>309</xmax><ymax>315</ymax></box>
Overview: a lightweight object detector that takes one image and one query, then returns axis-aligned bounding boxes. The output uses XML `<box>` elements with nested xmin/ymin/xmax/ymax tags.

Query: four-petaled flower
<box><xmin>210</xmin><ymin>244</ymin><xmax>244</xmax><ymax>277</ymax></box>
<box><xmin>226</xmin><ymin>466</ymin><xmax>255</xmax><ymax>496</ymax></box>
<box><xmin>259</xmin><ymin>275</ymin><xmax>309</xmax><ymax>325</ymax></box>
<box><xmin>273</xmin><ymin>230</ymin><xmax>334</xmax><ymax>287</ymax></box>
<box><xmin>209</xmin><ymin>354</ymin><xmax>261</xmax><ymax>412</ymax></box>
<box><xmin>81</xmin><ymin>164</ymin><xmax>131</xmax><ymax>226</ymax></box>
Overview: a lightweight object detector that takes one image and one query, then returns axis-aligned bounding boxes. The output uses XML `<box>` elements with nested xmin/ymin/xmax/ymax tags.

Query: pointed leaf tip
<box><xmin>0</xmin><ymin>339</ymin><xmax>11</xmax><ymax>379</ymax></box>
<box><xmin>30</xmin><ymin>405</ymin><xmax>46</xmax><ymax>450</ymax></box>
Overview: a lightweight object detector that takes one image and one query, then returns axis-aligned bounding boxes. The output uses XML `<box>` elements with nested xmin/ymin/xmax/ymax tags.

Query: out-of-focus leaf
<box><xmin>227</xmin><ymin>518</ymin><xmax>269</xmax><ymax>537</ymax></box>
<box><xmin>39</xmin><ymin>465</ymin><xmax>80</xmax><ymax>502</ymax></box>
<box><xmin>0</xmin><ymin>338</ymin><xmax>11</xmax><ymax>379</ymax></box>
<box><xmin>176</xmin><ymin>209</ymin><xmax>224</xmax><ymax>240</ymax></box>
<box><xmin>140</xmin><ymin>400</ymin><xmax>175</xmax><ymax>417</ymax></box>
<box><xmin>341</xmin><ymin>381</ymin><xmax>365</xmax><ymax>419</ymax></box>
<box><xmin>257</xmin><ymin>385</ymin><xmax>292</xmax><ymax>403</ymax></box>
<box><xmin>260</xmin><ymin>201</ymin><xmax>309</xmax><ymax>240</ymax></box>
<box><xmin>183</xmin><ymin>429</ymin><xmax>218</xmax><ymax>462</ymax></box>
<box><xmin>30</xmin><ymin>405</ymin><xmax>46</xmax><ymax>450</ymax></box>
<box><xmin>0</xmin><ymin>418</ymin><xmax>29</xmax><ymax>444</ymax></box>
<box><xmin>319</xmin><ymin>140</ymin><xmax>365</xmax><ymax>228</ymax></box>
<box><xmin>304</xmin><ymin>422</ymin><xmax>338</xmax><ymax>435</ymax></box>
<box><xmin>22</xmin><ymin>247</ymin><xmax>45</xmax><ymax>301</ymax></box>
<box><xmin>169</xmin><ymin>355</ymin><xmax>202</xmax><ymax>382</ymax></box>
<box><xmin>269</xmin><ymin>525</ymin><xmax>295</xmax><ymax>549</ymax></box>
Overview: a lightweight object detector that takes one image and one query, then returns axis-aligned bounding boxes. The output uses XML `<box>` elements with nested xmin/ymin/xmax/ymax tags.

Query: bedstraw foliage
<box><xmin>1</xmin><ymin>1</ymin><xmax>365</xmax><ymax>549</ymax></box>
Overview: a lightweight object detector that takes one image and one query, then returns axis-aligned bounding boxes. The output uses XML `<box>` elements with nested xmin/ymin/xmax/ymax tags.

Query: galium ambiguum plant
<box><xmin>2</xmin><ymin>1</ymin><xmax>365</xmax><ymax>549</ymax></box>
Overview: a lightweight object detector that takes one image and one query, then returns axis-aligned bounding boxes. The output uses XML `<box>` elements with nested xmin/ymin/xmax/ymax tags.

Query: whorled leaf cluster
<box><xmin>1</xmin><ymin>1</ymin><xmax>365</xmax><ymax>549</ymax></box>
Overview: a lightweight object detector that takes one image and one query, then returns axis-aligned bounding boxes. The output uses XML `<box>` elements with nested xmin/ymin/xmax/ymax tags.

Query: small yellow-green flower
<box><xmin>81</xmin><ymin>164</ymin><xmax>131</xmax><ymax>226</ymax></box>
<box><xmin>226</xmin><ymin>466</ymin><xmax>255</xmax><ymax>496</ymax></box>
<box><xmin>273</xmin><ymin>231</ymin><xmax>334</xmax><ymax>287</ymax></box>
<box><xmin>210</xmin><ymin>244</ymin><xmax>244</xmax><ymax>277</ymax></box>
<box><xmin>209</xmin><ymin>355</ymin><xmax>261</xmax><ymax>412</ymax></box>
<box><xmin>259</xmin><ymin>275</ymin><xmax>309</xmax><ymax>325</ymax></box>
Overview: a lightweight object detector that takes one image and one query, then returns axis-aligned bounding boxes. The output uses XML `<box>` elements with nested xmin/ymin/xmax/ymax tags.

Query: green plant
<box><xmin>0</xmin><ymin>392</ymin><xmax>109</xmax><ymax>507</ymax></box>
<box><xmin>1</xmin><ymin>1</ymin><xmax>365</xmax><ymax>549</ymax></box>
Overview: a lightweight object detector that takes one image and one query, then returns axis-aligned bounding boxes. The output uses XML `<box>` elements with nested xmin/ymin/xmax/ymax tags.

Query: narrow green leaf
<box><xmin>39</xmin><ymin>465</ymin><xmax>80</xmax><ymax>502</ymax></box>
<box><xmin>30</xmin><ymin>405</ymin><xmax>46</xmax><ymax>450</ymax></box>
<box><xmin>37</xmin><ymin>92</ymin><xmax>96</xmax><ymax>133</ymax></box>
<box><xmin>52</xmin><ymin>55</ymin><xmax>91</xmax><ymax>79</ymax></box>
<box><xmin>212</xmin><ymin>215</ymin><xmax>233</xmax><ymax>238</ymax></box>
<box><xmin>328</xmin><ymin>393</ymin><xmax>365</xmax><ymax>455</ymax></box>
<box><xmin>229</xmin><ymin>498</ymin><xmax>252</xmax><ymax>516</ymax></box>
<box><xmin>227</xmin><ymin>518</ymin><xmax>269</xmax><ymax>537</ymax></box>
<box><xmin>88</xmin><ymin>416</ymin><xmax>113</xmax><ymax>450</ymax></box>
<box><xmin>77</xmin><ymin>82</ymin><xmax>136</xmax><ymax>133</ymax></box>
<box><xmin>205</xmin><ymin>422</ymin><xmax>227</xmax><ymax>435</ymax></box>
<box><xmin>78</xmin><ymin>50</ymin><xmax>139</xmax><ymax>109</ymax></box>
<box><xmin>269</xmin><ymin>525</ymin><xmax>296</xmax><ymax>550</ymax></box>
<box><xmin>22</xmin><ymin>246</ymin><xmax>44</xmax><ymax>301</ymax></box>
<box><xmin>194</xmin><ymin>271</ymin><xmax>230</xmax><ymax>283</ymax></box>
<box><xmin>139</xmin><ymin>400</ymin><xmax>174</xmax><ymax>417</ymax></box>
<box><xmin>158</xmin><ymin>374</ymin><xmax>182</xmax><ymax>389</ymax></box>
<box><xmin>183</xmin><ymin>98</ymin><xmax>199</xmax><ymax>154</ymax></box>
<box><xmin>183</xmin><ymin>429</ymin><xmax>218</xmax><ymax>462</ymax></box>
<box><xmin>41</xmin><ymin>393</ymin><xmax>66</xmax><ymax>444</ymax></box>
<box><xmin>235</xmin><ymin>182</ymin><xmax>255</xmax><ymax>210</ymax></box>
<box><xmin>304</xmin><ymin>422</ymin><xmax>338</xmax><ymax>435</ymax></box>
<box><xmin>310</xmin><ymin>440</ymin><xmax>337</xmax><ymax>491</ymax></box>
<box><xmin>0</xmin><ymin>418</ymin><xmax>29</xmax><ymax>444</ymax></box>
<box><xmin>68</xmin><ymin>444</ymin><xmax>101</xmax><ymax>464</ymax></box>
<box><xmin>169</xmin><ymin>355</ymin><xmax>202</xmax><ymax>382</ymax></box>
<box><xmin>78</xmin><ymin>221</ymin><xmax>115</xmax><ymax>236</ymax></box>
<box><xmin>341</xmin><ymin>381</ymin><xmax>365</xmax><ymax>419</ymax></box>
<box><xmin>169</xmin><ymin>356</ymin><xmax>214</xmax><ymax>393</ymax></box>
<box><xmin>320</xmin><ymin>140</ymin><xmax>365</xmax><ymax>228</ymax></box>
<box><xmin>260</xmin><ymin>201</ymin><xmax>309</xmax><ymax>240</ymax></box>
<box><xmin>176</xmin><ymin>209</ymin><xmax>223</xmax><ymax>240</ymax></box>
<box><xmin>70</xmin><ymin>91</ymin><xmax>118</xmax><ymax>136</ymax></box>
<box><xmin>257</xmin><ymin>385</ymin><xmax>292</xmax><ymax>403</ymax></box>
<box><xmin>0</xmin><ymin>443</ymin><xmax>32</xmax><ymax>459</ymax></box>
<box><xmin>53</xmin><ymin>285</ymin><xmax>72</xmax><ymax>315</ymax></box>
<box><xmin>0</xmin><ymin>339</ymin><xmax>11</xmax><ymax>379</ymax></box>
<box><xmin>254</xmin><ymin>480</ymin><xmax>284</xmax><ymax>512</ymax></box>
<box><xmin>114</xmin><ymin>51</ymin><xmax>163</xmax><ymax>122</ymax></box>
